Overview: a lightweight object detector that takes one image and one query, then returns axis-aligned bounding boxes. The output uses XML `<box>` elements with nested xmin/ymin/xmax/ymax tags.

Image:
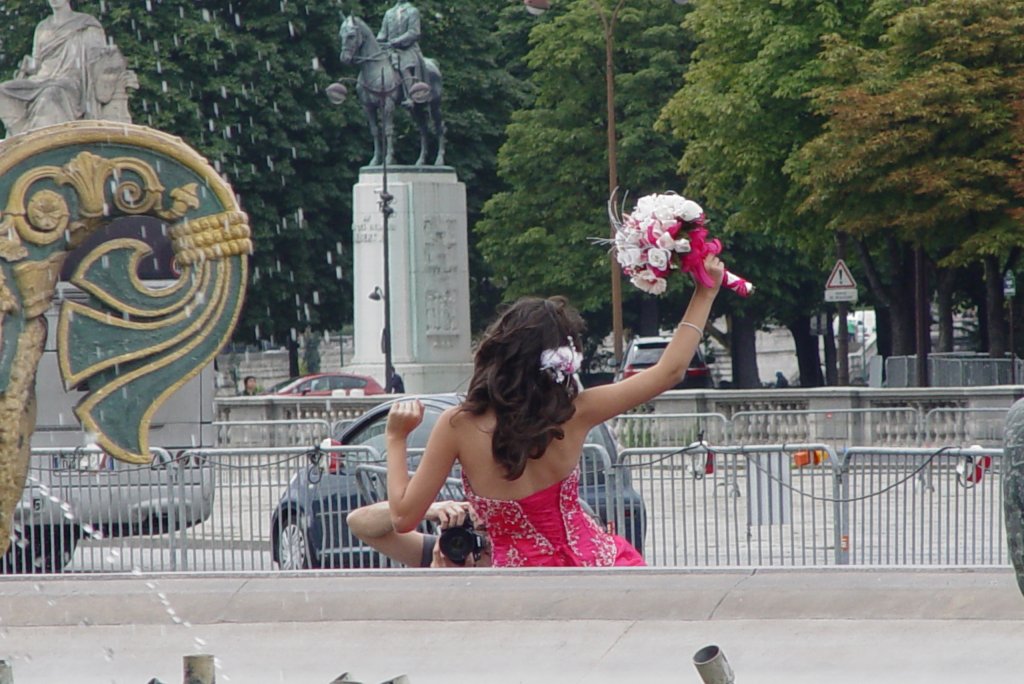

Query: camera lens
<box><xmin>438</xmin><ymin>521</ymin><xmax>481</xmax><ymax>565</ymax></box>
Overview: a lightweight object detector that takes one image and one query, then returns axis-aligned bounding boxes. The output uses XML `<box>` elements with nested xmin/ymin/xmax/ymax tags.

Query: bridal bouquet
<box><xmin>607</xmin><ymin>192</ymin><xmax>753</xmax><ymax>297</ymax></box>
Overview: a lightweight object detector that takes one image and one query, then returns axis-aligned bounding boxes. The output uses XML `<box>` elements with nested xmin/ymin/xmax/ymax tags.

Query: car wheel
<box><xmin>277</xmin><ymin>514</ymin><xmax>312</xmax><ymax>570</ymax></box>
<box><xmin>2</xmin><ymin>526</ymin><xmax>78</xmax><ymax>574</ymax></box>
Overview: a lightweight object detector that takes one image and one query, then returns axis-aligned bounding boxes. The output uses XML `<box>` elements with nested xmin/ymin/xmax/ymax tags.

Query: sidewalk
<box><xmin>1</xmin><ymin>567</ymin><xmax>1022</xmax><ymax>683</ymax></box>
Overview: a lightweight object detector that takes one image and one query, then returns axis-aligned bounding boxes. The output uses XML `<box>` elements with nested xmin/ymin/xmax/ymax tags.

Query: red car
<box><xmin>269</xmin><ymin>373</ymin><xmax>386</xmax><ymax>397</ymax></box>
<box><xmin>614</xmin><ymin>336</ymin><xmax>715</xmax><ymax>389</ymax></box>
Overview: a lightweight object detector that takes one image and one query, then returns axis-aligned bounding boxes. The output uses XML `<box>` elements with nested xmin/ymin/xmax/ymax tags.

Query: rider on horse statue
<box><xmin>377</xmin><ymin>0</ymin><xmax>430</xmax><ymax>107</ymax></box>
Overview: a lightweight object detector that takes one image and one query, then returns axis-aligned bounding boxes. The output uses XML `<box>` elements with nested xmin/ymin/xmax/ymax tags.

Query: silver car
<box><xmin>3</xmin><ymin>446</ymin><xmax>215</xmax><ymax>573</ymax></box>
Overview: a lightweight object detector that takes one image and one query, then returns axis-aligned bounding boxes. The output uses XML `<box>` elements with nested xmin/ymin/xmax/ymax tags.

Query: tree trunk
<box><xmin>985</xmin><ymin>255</ymin><xmax>1007</xmax><ymax>357</ymax></box>
<box><xmin>823</xmin><ymin>312</ymin><xmax>837</xmax><ymax>385</ymax></box>
<box><xmin>876</xmin><ymin>306</ymin><xmax>892</xmax><ymax>359</ymax></box>
<box><xmin>890</xmin><ymin>249</ymin><xmax>918</xmax><ymax>355</ymax></box>
<box><xmin>853</xmin><ymin>237</ymin><xmax>915</xmax><ymax>354</ymax></box>
<box><xmin>638</xmin><ymin>299</ymin><xmax>659</xmax><ymax>337</ymax></box>
<box><xmin>788</xmin><ymin>315</ymin><xmax>823</xmax><ymax>388</ymax></box>
<box><xmin>935</xmin><ymin>267</ymin><xmax>956</xmax><ymax>353</ymax></box>
<box><xmin>288</xmin><ymin>337</ymin><xmax>301</xmax><ymax>378</ymax></box>
<box><xmin>729</xmin><ymin>311</ymin><xmax>761</xmax><ymax>388</ymax></box>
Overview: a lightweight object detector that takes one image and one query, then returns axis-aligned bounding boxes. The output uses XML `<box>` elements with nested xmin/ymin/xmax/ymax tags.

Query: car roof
<box><xmin>630</xmin><ymin>336</ymin><xmax>671</xmax><ymax>345</ymax></box>
<box><xmin>276</xmin><ymin>372</ymin><xmax>373</xmax><ymax>390</ymax></box>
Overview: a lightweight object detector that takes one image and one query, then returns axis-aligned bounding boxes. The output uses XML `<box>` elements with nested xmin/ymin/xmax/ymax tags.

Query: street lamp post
<box><xmin>378</xmin><ymin>88</ymin><xmax>396</xmax><ymax>391</ymax></box>
<box><xmin>592</xmin><ymin>0</ymin><xmax>627</xmax><ymax>365</ymax></box>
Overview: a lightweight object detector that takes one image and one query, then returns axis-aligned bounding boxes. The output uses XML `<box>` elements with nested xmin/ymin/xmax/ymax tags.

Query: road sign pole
<box><xmin>1007</xmin><ymin>271</ymin><xmax>1017</xmax><ymax>385</ymax></box>
<box><xmin>838</xmin><ymin>301</ymin><xmax>849</xmax><ymax>386</ymax></box>
<box><xmin>1012</xmin><ymin>302</ymin><xmax>1016</xmax><ymax>385</ymax></box>
<box><xmin>834</xmin><ymin>235</ymin><xmax>850</xmax><ymax>386</ymax></box>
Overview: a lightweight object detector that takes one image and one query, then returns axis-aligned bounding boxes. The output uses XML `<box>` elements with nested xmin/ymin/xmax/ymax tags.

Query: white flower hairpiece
<box><xmin>539</xmin><ymin>337</ymin><xmax>583</xmax><ymax>384</ymax></box>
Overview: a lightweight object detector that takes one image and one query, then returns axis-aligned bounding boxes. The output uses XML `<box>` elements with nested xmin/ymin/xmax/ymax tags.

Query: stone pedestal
<box><xmin>346</xmin><ymin>167</ymin><xmax>473</xmax><ymax>393</ymax></box>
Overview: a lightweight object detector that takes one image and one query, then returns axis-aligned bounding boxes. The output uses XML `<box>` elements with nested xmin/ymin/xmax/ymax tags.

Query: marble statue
<box><xmin>0</xmin><ymin>0</ymin><xmax>137</xmax><ymax>138</ymax></box>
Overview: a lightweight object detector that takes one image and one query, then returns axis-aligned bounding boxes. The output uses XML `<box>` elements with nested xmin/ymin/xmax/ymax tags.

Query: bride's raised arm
<box><xmin>385</xmin><ymin>401</ymin><xmax>459</xmax><ymax>533</ymax></box>
<box><xmin>574</xmin><ymin>254</ymin><xmax>724</xmax><ymax>428</ymax></box>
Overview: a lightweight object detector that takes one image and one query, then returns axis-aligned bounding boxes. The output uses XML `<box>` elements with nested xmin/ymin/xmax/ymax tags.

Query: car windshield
<box><xmin>342</xmin><ymin>402</ymin><xmax>442</xmax><ymax>462</ymax></box>
<box><xmin>264</xmin><ymin>377</ymin><xmax>297</xmax><ymax>393</ymax></box>
<box><xmin>630</xmin><ymin>346</ymin><xmax>665</xmax><ymax>366</ymax></box>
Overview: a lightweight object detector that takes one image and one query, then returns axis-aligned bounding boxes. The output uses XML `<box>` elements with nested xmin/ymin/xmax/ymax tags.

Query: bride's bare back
<box><xmin>385</xmin><ymin>254</ymin><xmax>724</xmax><ymax>534</ymax></box>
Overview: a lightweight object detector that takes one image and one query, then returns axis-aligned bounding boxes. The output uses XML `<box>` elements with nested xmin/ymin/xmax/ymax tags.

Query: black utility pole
<box><xmin>377</xmin><ymin>73</ymin><xmax>395</xmax><ymax>391</ymax></box>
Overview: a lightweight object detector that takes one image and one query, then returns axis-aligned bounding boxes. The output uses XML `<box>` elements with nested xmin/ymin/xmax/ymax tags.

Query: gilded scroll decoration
<box><xmin>25</xmin><ymin>189</ymin><xmax>70</xmax><ymax>234</ymax></box>
<box><xmin>0</xmin><ymin>151</ymin><xmax>205</xmax><ymax>249</ymax></box>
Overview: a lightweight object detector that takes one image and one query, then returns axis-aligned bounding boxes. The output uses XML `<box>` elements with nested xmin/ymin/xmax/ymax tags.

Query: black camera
<box><xmin>437</xmin><ymin>519</ymin><xmax>485</xmax><ymax>565</ymax></box>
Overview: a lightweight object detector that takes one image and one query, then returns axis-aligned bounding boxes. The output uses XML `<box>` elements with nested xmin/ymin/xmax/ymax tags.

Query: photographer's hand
<box><xmin>426</xmin><ymin>501</ymin><xmax>470</xmax><ymax>530</ymax></box>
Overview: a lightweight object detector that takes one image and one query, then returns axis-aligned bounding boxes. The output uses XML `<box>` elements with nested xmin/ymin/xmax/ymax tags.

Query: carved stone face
<box><xmin>48</xmin><ymin>0</ymin><xmax>71</xmax><ymax>11</ymax></box>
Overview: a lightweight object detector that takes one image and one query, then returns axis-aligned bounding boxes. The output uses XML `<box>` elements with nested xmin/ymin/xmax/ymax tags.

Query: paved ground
<box><xmin>1</xmin><ymin>567</ymin><xmax>1023</xmax><ymax>683</ymax></box>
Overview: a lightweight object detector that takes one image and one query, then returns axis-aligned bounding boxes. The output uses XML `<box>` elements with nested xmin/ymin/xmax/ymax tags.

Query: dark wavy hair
<box><xmin>459</xmin><ymin>296</ymin><xmax>586</xmax><ymax>480</ymax></box>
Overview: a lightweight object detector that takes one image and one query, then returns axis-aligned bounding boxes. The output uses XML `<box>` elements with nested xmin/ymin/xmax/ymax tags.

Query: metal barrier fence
<box><xmin>615</xmin><ymin>443</ymin><xmax>1007</xmax><ymax>567</ymax></box>
<box><xmin>2</xmin><ymin>445</ymin><xmax>351</xmax><ymax>573</ymax></box>
<box><xmin>2</xmin><ymin>417</ymin><xmax>1010</xmax><ymax>573</ymax></box>
<box><xmin>611</xmin><ymin>407</ymin><xmax>1009</xmax><ymax>451</ymax></box>
<box><xmin>886</xmin><ymin>354</ymin><xmax>1024</xmax><ymax>387</ymax></box>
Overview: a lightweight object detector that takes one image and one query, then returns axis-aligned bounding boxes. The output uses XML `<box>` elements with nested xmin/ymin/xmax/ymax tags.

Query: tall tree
<box><xmin>478</xmin><ymin>0</ymin><xmax>691</xmax><ymax>357</ymax></box>
<box><xmin>792</xmin><ymin>0</ymin><xmax>1024</xmax><ymax>356</ymax></box>
<box><xmin>660</xmin><ymin>0</ymin><xmax>873</xmax><ymax>386</ymax></box>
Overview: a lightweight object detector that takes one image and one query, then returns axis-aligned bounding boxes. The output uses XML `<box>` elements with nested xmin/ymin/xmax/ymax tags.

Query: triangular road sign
<box><xmin>825</xmin><ymin>259</ymin><xmax>857</xmax><ymax>289</ymax></box>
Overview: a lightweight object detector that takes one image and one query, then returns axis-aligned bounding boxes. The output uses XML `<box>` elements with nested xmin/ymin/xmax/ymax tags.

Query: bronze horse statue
<box><xmin>336</xmin><ymin>14</ymin><xmax>445</xmax><ymax>167</ymax></box>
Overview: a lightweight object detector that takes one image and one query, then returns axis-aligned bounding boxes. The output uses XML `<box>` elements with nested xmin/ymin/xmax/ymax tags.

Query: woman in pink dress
<box><xmin>385</xmin><ymin>255</ymin><xmax>725</xmax><ymax>567</ymax></box>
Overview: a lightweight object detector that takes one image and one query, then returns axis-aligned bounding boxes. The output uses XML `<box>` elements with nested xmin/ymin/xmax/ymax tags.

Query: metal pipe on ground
<box><xmin>184</xmin><ymin>654</ymin><xmax>215</xmax><ymax>684</ymax></box>
<box><xmin>693</xmin><ymin>645</ymin><xmax>735</xmax><ymax>684</ymax></box>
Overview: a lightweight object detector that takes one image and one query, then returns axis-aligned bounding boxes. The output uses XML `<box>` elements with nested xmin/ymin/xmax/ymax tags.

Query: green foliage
<box><xmin>658</xmin><ymin>0</ymin><xmax>873</xmax><ymax>341</ymax></box>
<box><xmin>478</xmin><ymin>0</ymin><xmax>691</xmax><ymax>340</ymax></box>
<box><xmin>791</xmin><ymin>0</ymin><xmax>1024</xmax><ymax>268</ymax></box>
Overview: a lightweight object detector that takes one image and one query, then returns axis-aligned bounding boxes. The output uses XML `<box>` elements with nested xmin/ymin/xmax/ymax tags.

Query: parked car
<box><xmin>614</xmin><ymin>336</ymin><xmax>715</xmax><ymax>389</ymax></box>
<box><xmin>270</xmin><ymin>394</ymin><xmax>647</xmax><ymax>569</ymax></box>
<box><xmin>1</xmin><ymin>446</ymin><xmax>216</xmax><ymax>573</ymax></box>
<box><xmin>269</xmin><ymin>372</ymin><xmax>386</xmax><ymax>397</ymax></box>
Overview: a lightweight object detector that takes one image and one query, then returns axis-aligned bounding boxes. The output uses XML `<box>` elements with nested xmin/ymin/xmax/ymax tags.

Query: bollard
<box><xmin>1004</xmin><ymin>398</ymin><xmax>1024</xmax><ymax>597</ymax></box>
<box><xmin>693</xmin><ymin>645</ymin><xmax>734</xmax><ymax>684</ymax></box>
<box><xmin>0</xmin><ymin>660</ymin><xmax>12</xmax><ymax>684</ymax></box>
<box><xmin>183</xmin><ymin>654</ymin><xmax>215</xmax><ymax>684</ymax></box>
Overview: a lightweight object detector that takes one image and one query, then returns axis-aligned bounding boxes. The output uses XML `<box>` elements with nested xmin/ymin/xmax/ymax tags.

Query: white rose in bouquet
<box><xmin>634</xmin><ymin>194</ymin><xmax>659</xmax><ymax>219</ymax></box>
<box><xmin>661</xmin><ymin>194</ymin><xmax>690</xmax><ymax>220</ymax></box>
<box><xmin>656</xmin><ymin>231</ymin><xmax>691</xmax><ymax>253</ymax></box>
<box><xmin>647</xmin><ymin>247</ymin><xmax>671</xmax><ymax>271</ymax></box>
<box><xmin>639</xmin><ymin>215</ymin><xmax>664</xmax><ymax>239</ymax></box>
<box><xmin>631</xmin><ymin>268</ymin><xmax>667</xmax><ymax>295</ymax></box>
<box><xmin>616</xmin><ymin>245</ymin><xmax>644</xmax><ymax>269</ymax></box>
<box><xmin>678</xmin><ymin>199</ymin><xmax>703</xmax><ymax>222</ymax></box>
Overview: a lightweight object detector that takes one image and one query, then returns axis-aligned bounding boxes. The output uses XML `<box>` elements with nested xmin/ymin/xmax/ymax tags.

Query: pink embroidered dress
<box><xmin>462</xmin><ymin>467</ymin><xmax>645</xmax><ymax>568</ymax></box>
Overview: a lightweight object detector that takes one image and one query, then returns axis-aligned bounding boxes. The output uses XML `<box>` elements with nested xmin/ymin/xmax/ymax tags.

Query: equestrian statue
<box><xmin>332</xmin><ymin>5</ymin><xmax>446</xmax><ymax>167</ymax></box>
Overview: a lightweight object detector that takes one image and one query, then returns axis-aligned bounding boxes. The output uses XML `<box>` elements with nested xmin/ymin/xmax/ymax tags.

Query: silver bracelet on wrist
<box><xmin>679</xmin><ymin>321</ymin><xmax>704</xmax><ymax>335</ymax></box>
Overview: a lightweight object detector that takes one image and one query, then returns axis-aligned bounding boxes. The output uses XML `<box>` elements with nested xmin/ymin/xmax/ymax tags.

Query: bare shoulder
<box><xmin>440</xmin><ymin>405</ymin><xmax>466</xmax><ymax>428</ymax></box>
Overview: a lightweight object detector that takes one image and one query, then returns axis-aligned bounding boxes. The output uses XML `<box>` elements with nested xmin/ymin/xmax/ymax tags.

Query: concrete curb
<box><xmin>1</xmin><ymin>566</ymin><xmax>1020</xmax><ymax>628</ymax></box>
